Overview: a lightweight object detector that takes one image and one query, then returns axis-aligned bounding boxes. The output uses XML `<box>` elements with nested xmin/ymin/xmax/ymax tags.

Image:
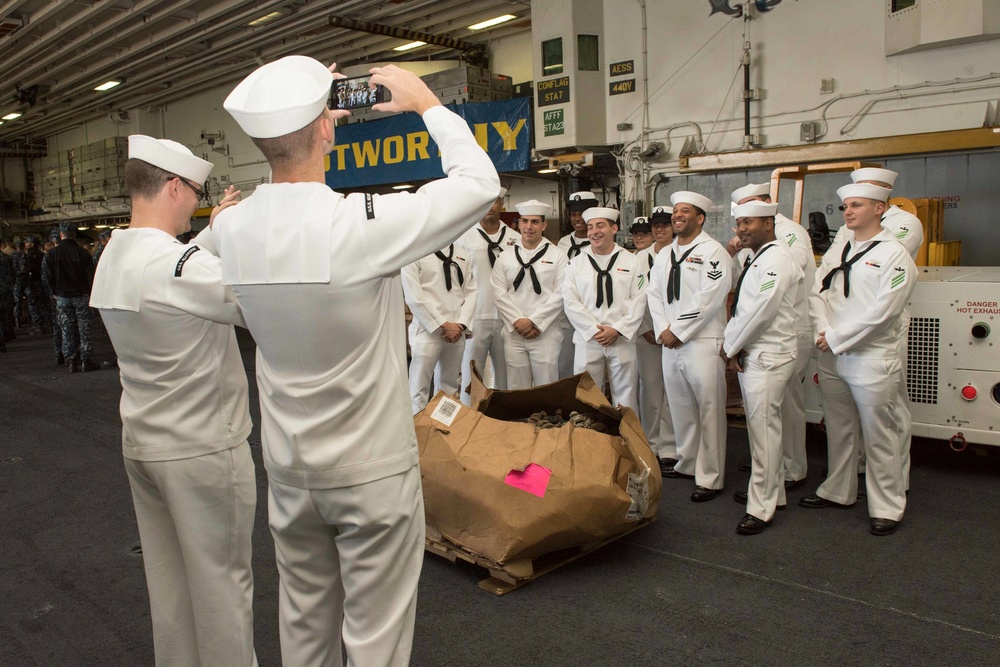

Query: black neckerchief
<box><xmin>567</xmin><ymin>235</ymin><xmax>590</xmax><ymax>259</ymax></box>
<box><xmin>477</xmin><ymin>226</ymin><xmax>507</xmax><ymax>268</ymax></box>
<box><xmin>434</xmin><ymin>244</ymin><xmax>464</xmax><ymax>291</ymax></box>
<box><xmin>587</xmin><ymin>251</ymin><xmax>620</xmax><ymax>307</ymax></box>
<box><xmin>512</xmin><ymin>244</ymin><xmax>548</xmax><ymax>294</ymax></box>
<box><xmin>820</xmin><ymin>240</ymin><xmax>881</xmax><ymax>298</ymax></box>
<box><xmin>667</xmin><ymin>242</ymin><xmax>702</xmax><ymax>304</ymax></box>
<box><xmin>730</xmin><ymin>243</ymin><xmax>775</xmax><ymax>318</ymax></box>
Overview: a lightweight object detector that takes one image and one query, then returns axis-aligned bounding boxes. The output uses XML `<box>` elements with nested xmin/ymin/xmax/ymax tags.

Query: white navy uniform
<box><xmin>491</xmin><ymin>239</ymin><xmax>567</xmax><ymax>389</ymax></box>
<box><xmin>457</xmin><ymin>222</ymin><xmax>520</xmax><ymax>403</ymax></box>
<box><xmin>830</xmin><ymin>205</ymin><xmax>923</xmax><ymax>260</ymax></box>
<box><xmin>558</xmin><ymin>232</ymin><xmax>591</xmax><ymax>259</ymax></box>
<box><xmin>634</xmin><ymin>245</ymin><xmax>676</xmax><ymax>460</ymax></box>
<box><xmin>809</xmin><ymin>228</ymin><xmax>916</xmax><ymax>521</ymax></box>
<box><xmin>830</xmin><ymin>204</ymin><xmax>922</xmax><ymax>488</ymax></box>
<box><xmin>201</xmin><ymin>105</ymin><xmax>499</xmax><ymax>667</ymax></box>
<box><xmin>91</xmin><ymin>228</ymin><xmax>257</xmax><ymax>667</ymax></box>
<box><xmin>401</xmin><ymin>244</ymin><xmax>477</xmax><ymax>413</ymax></box>
<box><xmin>735</xmin><ymin>213</ymin><xmax>816</xmax><ymax>484</ymax></box>
<box><xmin>556</xmin><ymin>233</ymin><xmax>590</xmax><ymax>376</ymax></box>
<box><xmin>648</xmin><ymin>231</ymin><xmax>731</xmax><ymax>490</ymax></box>
<box><xmin>725</xmin><ymin>241</ymin><xmax>803</xmax><ymax>522</ymax></box>
<box><xmin>562</xmin><ymin>244</ymin><xmax>647</xmax><ymax>410</ymax></box>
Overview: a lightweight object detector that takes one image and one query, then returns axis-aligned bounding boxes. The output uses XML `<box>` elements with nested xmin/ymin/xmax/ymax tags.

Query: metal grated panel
<box><xmin>907</xmin><ymin>317</ymin><xmax>939</xmax><ymax>404</ymax></box>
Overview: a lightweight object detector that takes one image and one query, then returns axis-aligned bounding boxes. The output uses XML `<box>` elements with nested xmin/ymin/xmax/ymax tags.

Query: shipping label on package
<box><xmin>430</xmin><ymin>396</ymin><xmax>462</xmax><ymax>427</ymax></box>
<box><xmin>626</xmin><ymin>469</ymin><xmax>650</xmax><ymax>520</ymax></box>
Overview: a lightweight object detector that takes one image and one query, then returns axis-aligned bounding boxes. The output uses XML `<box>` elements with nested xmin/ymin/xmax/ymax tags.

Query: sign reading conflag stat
<box><xmin>325</xmin><ymin>97</ymin><xmax>531</xmax><ymax>189</ymax></box>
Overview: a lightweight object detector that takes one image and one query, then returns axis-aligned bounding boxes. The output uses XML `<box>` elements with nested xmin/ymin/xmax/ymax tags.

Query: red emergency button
<box><xmin>961</xmin><ymin>385</ymin><xmax>978</xmax><ymax>401</ymax></box>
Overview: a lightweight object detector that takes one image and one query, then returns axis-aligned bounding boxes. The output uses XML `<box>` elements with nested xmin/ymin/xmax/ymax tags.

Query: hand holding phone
<box><xmin>330</xmin><ymin>74</ymin><xmax>389</xmax><ymax>110</ymax></box>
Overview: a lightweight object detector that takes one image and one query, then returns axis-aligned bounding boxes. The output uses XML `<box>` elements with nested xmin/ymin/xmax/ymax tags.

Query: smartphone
<box><xmin>330</xmin><ymin>74</ymin><xmax>389</xmax><ymax>110</ymax></box>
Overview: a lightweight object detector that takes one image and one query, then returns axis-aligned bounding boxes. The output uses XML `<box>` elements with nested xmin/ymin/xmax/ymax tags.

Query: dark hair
<box><xmin>250</xmin><ymin>112</ymin><xmax>322</xmax><ymax>169</ymax></box>
<box><xmin>125</xmin><ymin>159</ymin><xmax>175</xmax><ymax>200</ymax></box>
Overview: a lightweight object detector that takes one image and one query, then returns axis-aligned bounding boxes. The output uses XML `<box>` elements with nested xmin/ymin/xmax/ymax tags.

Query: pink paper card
<box><xmin>504</xmin><ymin>463</ymin><xmax>553</xmax><ymax>498</ymax></box>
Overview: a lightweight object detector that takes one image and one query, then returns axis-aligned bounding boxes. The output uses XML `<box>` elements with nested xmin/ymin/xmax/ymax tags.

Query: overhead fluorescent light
<box><xmin>393</xmin><ymin>41</ymin><xmax>426</xmax><ymax>52</ymax></box>
<box><xmin>247</xmin><ymin>11</ymin><xmax>285</xmax><ymax>26</ymax></box>
<box><xmin>2</xmin><ymin>112</ymin><xmax>21</xmax><ymax>120</ymax></box>
<box><xmin>392</xmin><ymin>184</ymin><xmax>414</xmax><ymax>190</ymax></box>
<box><xmin>469</xmin><ymin>14</ymin><xmax>517</xmax><ymax>31</ymax></box>
<box><xmin>537</xmin><ymin>168</ymin><xmax>558</xmax><ymax>174</ymax></box>
<box><xmin>77</xmin><ymin>226</ymin><xmax>89</xmax><ymax>231</ymax></box>
<box><xmin>94</xmin><ymin>80</ymin><xmax>122</xmax><ymax>91</ymax></box>
<box><xmin>95</xmin><ymin>224</ymin><xmax>110</xmax><ymax>229</ymax></box>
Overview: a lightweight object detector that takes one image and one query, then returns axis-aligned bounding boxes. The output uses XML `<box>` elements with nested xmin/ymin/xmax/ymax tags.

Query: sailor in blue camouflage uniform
<box><xmin>11</xmin><ymin>240</ymin><xmax>25</xmax><ymax>328</ymax></box>
<box><xmin>0</xmin><ymin>240</ymin><xmax>14</xmax><ymax>351</ymax></box>
<box><xmin>42</xmin><ymin>223</ymin><xmax>98</xmax><ymax>372</ymax></box>
<box><xmin>21</xmin><ymin>235</ymin><xmax>51</xmax><ymax>334</ymax></box>
<box><xmin>92</xmin><ymin>229</ymin><xmax>112</xmax><ymax>266</ymax></box>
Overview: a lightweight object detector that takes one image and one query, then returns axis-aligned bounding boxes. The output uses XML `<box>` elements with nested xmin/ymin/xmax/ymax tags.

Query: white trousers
<box><xmin>408</xmin><ymin>324</ymin><xmax>464</xmax><ymax>414</ymax></box>
<box><xmin>898</xmin><ymin>332</ymin><xmax>912</xmax><ymax>490</ymax></box>
<box><xmin>125</xmin><ymin>443</ymin><xmax>258</xmax><ymax>667</ymax></box>
<box><xmin>460</xmin><ymin>318</ymin><xmax>507</xmax><ymax>405</ymax></box>
<box><xmin>662</xmin><ymin>337</ymin><xmax>728</xmax><ymax>490</ymax></box>
<box><xmin>739</xmin><ymin>352</ymin><xmax>796</xmax><ymax>521</ymax></box>
<box><xmin>558</xmin><ymin>322</ymin><xmax>576</xmax><ymax>379</ymax></box>
<box><xmin>781</xmin><ymin>331</ymin><xmax>812</xmax><ymax>483</ymax></box>
<box><xmin>574</xmin><ymin>338</ymin><xmax>638</xmax><ymax>410</ymax></box>
<box><xmin>636</xmin><ymin>336</ymin><xmax>676</xmax><ymax>458</ymax></box>
<box><xmin>816</xmin><ymin>352</ymin><xmax>907</xmax><ymax>521</ymax></box>
<box><xmin>502</xmin><ymin>325</ymin><xmax>563</xmax><ymax>390</ymax></box>
<box><xmin>268</xmin><ymin>465</ymin><xmax>425</xmax><ymax>667</ymax></box>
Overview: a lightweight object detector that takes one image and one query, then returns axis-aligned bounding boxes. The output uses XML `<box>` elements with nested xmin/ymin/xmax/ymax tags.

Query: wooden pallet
<box><xmin>425</xmin><ymin>519</ymin><xmax>655</xmax><ymax>595</ymax></box>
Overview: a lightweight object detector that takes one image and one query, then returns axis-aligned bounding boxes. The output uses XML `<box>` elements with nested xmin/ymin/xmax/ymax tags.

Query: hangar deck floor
<box><xmin>2</xmin><ymin>326</ymin><xmax>998</xmax><ymax>666</ymax></box>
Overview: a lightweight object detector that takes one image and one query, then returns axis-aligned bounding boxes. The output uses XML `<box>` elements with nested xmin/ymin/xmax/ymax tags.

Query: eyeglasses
<box><xmin>171</xmin><ymin>175</ymin><xmax>204</xmax><ymax>197</ymax></box>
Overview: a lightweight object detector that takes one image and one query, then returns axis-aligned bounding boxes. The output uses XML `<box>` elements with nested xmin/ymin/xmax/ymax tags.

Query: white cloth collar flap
<box><xmin>218</xmin><ymin>183</ymin><xmax>338</xmax><ymax>285</ymax></box>
<box><xmin>89</xmin><ymin>229</ymin><xmax>168</xmax><ymax>312</ymax></box>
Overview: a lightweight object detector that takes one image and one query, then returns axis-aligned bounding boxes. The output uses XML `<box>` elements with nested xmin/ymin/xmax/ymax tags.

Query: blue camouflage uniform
<box><xmin>0</xmin><ymin>248</ymin><xmax>13</xmax><ymax>347</ymax></box>
<box><xmin>42</xmin><ymin>225</ymin><xmax>96</xmax><ymax>369</ymax></box>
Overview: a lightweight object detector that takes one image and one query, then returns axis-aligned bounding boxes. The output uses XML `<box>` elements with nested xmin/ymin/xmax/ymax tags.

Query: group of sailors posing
<box><xmin>404</xmin><ymin>167</ymin><xmax>921</xmax><ymax>537</ymax></box>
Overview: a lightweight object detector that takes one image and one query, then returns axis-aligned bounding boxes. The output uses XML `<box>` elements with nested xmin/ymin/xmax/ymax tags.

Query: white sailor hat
<box><xmin>566</xmin><ymin>191</ymin><xmax>598</xmax><ymax>212</ymax></box>
<box><xmin>582</xmin><ymin>207</ymin><xmax>620</xmax><ymax>223</ymax></box>
<box><xmin>670</xmin><ymin>191</ymin><xmax>713</xmax><ymax>213</ymax></box>
<box><xmin>837</xmin><ymin>183</ymin><xmax>892</xmax><ymax>203</ymax></box>
<box><xmin>732</xmin><ymin>201</ymin><xmax>778</xmax><ymax>218</ymax></box>
<box><xmin>851</xmin><ymin>167</ymin><xmax>898</xmax><ymax>187</ymax></box>
<box><xmin>731</xmin><ymin>182</ymin><xmax>771</xmax><ymax>204</ymax></box>
<box><xmin>128</xmin><ymin>135</ymin><xmax>213</xmax><ymax>183</ymax></box>
<box><xmin>630</xmin><ymin>217</ymin><xmax>652</xmax><ymax>233</ymax></box>
<box><xmin>515</xmin><ymin>199</ymin><xmax>552</xmax><ymax>217</ymax></box>
<box><xmin>224</xmin><ymin>55</ymin><xmax>333</xmax><ymax>139</ymax></box>
<box><xmin>649</xmin><ymin>206</ymin><xmax>673</xmax><ymax>223</ymax></box>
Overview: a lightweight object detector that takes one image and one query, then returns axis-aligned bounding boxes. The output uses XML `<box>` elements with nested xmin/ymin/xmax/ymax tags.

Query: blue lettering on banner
<box><xmin>325</xmin><ymin>98</ymin><xmax>532</xmax><ymax>189</ymax></box>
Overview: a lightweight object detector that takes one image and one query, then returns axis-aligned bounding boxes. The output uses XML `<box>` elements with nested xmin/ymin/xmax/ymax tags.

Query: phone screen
<box><xmin>331</xmin><ymin>75</ymin><xmax>387</xmax><ymax>110</ymax></box>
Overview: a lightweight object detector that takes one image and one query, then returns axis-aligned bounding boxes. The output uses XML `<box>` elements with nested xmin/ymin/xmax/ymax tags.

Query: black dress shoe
<box><xmin>690</xmin><ymin>486</ymin><xmax>719</xmax><ymax>502</ymax></box>
<box><xmin>81</xmin><ymin>359</ymin><xmax>100</xmax><ymax>372</ymax></box>
<box><xmin>55</xmin><ymin>352</ymin><xmax>65</xmax><ymax>366</ymax></box>
<box><xmin>799</xmin><ymin>494</ymin><xmax>855</xmax><ymax>509</ymax></box>
<box><xmin>658</xmin><ymin>458</ymin><xmax>678</xmax><ymax>477</ymax></box>
<box><xmin>102</xmin><ymin>358</ymin><xmax>118</xmax><ymax>369</ymax></box>
<box><xmin>870</xmin><ymin>518</ymin><xmax>900</xmax><ymax>536</ymax></box>
<box><xmin>663</xmin><ymin>467</ymin><xmax>695</xmax><ymax>479</ymax></box>
<box><xmin>736</xmin><ymin>514</ymin><xmax>772</xmax><ymax>535</ymax></box>
<box><xmin>784</xmin><ymin>478</ymin><xmax>806</xmax><ymax>491</ymax></box>
<box><xmin>733</xmin><ymin>490</ymin><xmax>786</xmax><ymax>510</ymax></box>
<box><xmin>738</xmin><ymin>462</ymin><xmax>752</xmax><ymax>473</ymax></box>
